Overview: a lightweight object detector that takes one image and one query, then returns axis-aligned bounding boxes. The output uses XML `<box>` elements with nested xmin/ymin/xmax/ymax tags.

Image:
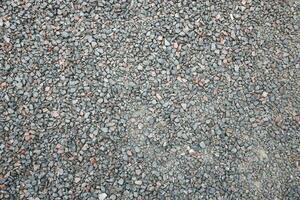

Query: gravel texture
<box><xmin>1</xmin><ymin>0</ymin><xmax>300</xmax><ymax>199</ymax></box>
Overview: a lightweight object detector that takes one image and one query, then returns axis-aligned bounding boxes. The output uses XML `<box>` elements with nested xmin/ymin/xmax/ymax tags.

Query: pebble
<box><xmin>200</xmin><ymin>142</ymin><xmax>206</xmax><ymax>149</ymax></box>
<box><xmin>118</xmin><ymin>178</ymin><xmax>124</xmax><ymax>185</ymax></box>
<box><xmin>74</xmin><ymin>177</ymin><xmax>81</xmax><ymax>183</ymax></box>
<box><xmin>135</xmin><ymin>180</ymin><xmax>142</xmax><ymax>185</ymax></box>
<box><xmin>98</xmin><ymin>193</ymin><xmax>107</xmax><ymax>200</ymax></box>
<box><xmin>137</xmin><ymin>65</ymin><xmax>143</xmax><ymax>70</ymax></box>
<box><xmin>101</xmin><ymin>127</ymin><xmax>108</xmax><ymax>133</ymax></box>
<box><xmin>164</xmin><ymin>39</ymin><xmax>170</xmax><ymax>46</ymax></box>
<box><xmin>262</xmin><ymin>91</ymin><xmax>268</xmax><ymax>97</ymax></box>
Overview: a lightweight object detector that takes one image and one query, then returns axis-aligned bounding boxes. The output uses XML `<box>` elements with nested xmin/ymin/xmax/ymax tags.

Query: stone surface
<box><xmin>0</xmin><ymin>0</ymin><xmax>299</xmax><ymax>199</ymax></box>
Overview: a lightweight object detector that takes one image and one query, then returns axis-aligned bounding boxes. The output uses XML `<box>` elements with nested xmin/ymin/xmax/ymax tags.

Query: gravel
<box><xmin>1</xmin><ymin>0</ymin><xmax>300</xmax><ymax>199</ymax></box>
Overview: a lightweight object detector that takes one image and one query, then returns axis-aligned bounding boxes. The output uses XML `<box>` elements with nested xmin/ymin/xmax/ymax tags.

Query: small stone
<box><xmin>173</xmin><ymin>42</ymin><xmax>179</xmax><ymax>49</ymax></box>
<box><xmin>137</xmin><ymin>65</ymin><xmax>143</xmax><ymax>70</ymax></box>
<box><xmin>156</xmin><ymin>93</ymin><xmax>162</xmax><ymax>100</ymax></box>
<box><xmin>136</xmin><ymin>169</ymin><xmax>142</xmax><ymax>175</ymax></box>
<box><xmin>234</xmin><ymin>65</ymin><xmax>239</xmax><ymax>72</ymax></box>
<box><xmin>262</xmin><ymin>91</ymin><xmax>268</xmax><ymax>97</ymax></box>
<box><xmin>84</xmin><ymin>112</ymin><xmax>90</xmax><ymax>118</ymax></box>
<box><xmin>183</xmin><ymin>26</ymin><xmax>189</xmax><ymax>33</ymax></box>
<box><xmin>56</xmin><ymin>144</ymin><xmax>64</xmax><ymax>154</ymax></box>
<box><xmin>138</xmin><ymin>123</ymin><xmax>143</xmax><ymax>129</ymax></box>
<box><xmin>98</xmin><ymin>193</ymin><xmax>107</xmax><ymax>200</ymax></box>
<box><xmin>82</xmin><ymin>143</ymin><xmax>89</xmax><ymax>151</ymax></box>
<box><xmin>96</xmin><ymin>48</ymin><xmax>104</xmax><ymax>54</ymax></box>
<box><xmin>101</xmin><ymin>127</ymin><xmax>108</xmax><ymax>133</ymax></box>
<box><xmin>86</xmin><ymin>35</ymin><xmax>94</xmax><ymax>43</ymax></box>
<box><xmin>74</xmin><ymin>177</ymin><xmax>81</xmax><ymax>183</ymax></box>
<box><xmin>164</xmin><ymin>39</ymin><xmax>170</xmax><ymax>46</ymax></box>
<box><xmin>181</xmin><ymin>103</ymin><xmax>187</xmax><ymax>110</ymax></box>
<box><xmin>232</xmin><ymin>148</ymin><xmax>237</xmax><ymax>153</ymax></box>
<box><xmin>127</xmin><ymin>150</ymin><xmax>132</xmax><ymax>156</ymax></box>
<box><xmin>135</xmin><ymin>147</ymin><xmax>141</xmax><ymax>153</ymax></box>
<box><xmin>118</xmin><ymin>178</ymin><xmax>124</xmax><ymax>185</ymax></box>
<box><xmin>57</xmin><ymin>168</ymin><xmax>64</xmax><ymax>176</ymax></box>
<box><xmin>15</xmin><ymin>82</ymin><xmax>22</xmax><ymax>88</ymax></box>
<box><xmin>135</xmin><ymin>180</ymin><xmax>142</xmax><ymax>185</ymax></box>
<box><xmin>200</xmin><ymin>142</ymin><xmax>206</xmax><ymax>149</ymax></box>
<box><xmin>62</xmin><ymin>31</ymin><xmax>69</xmax><ymax>38</ymax></box>
<box><xmin>24</xmin><ymin>131</ymin><xmax>34</xmax><ymax>141</ymax></box>
<box><xmin>211</xmin><ymin>43</ymin><xmax>216</xmax><ymax>51</ymax></box>
<box><xmin>51</xmin><ymin>111</ymin><xmax>60</xmax><ymax>118</ymax></box>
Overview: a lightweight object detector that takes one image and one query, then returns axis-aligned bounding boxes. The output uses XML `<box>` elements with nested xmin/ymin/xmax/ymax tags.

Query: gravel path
<box><xmin>1</xmin><ymin>0</ymin><xmax>300</xmax><ymax>199</ymax></box>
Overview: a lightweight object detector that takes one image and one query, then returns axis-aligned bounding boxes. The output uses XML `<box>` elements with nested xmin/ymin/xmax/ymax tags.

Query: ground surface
<box><xmin>1</xmin><ymin>0</ymin><xmax>300</xmax><ymax>199</ymax></box>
